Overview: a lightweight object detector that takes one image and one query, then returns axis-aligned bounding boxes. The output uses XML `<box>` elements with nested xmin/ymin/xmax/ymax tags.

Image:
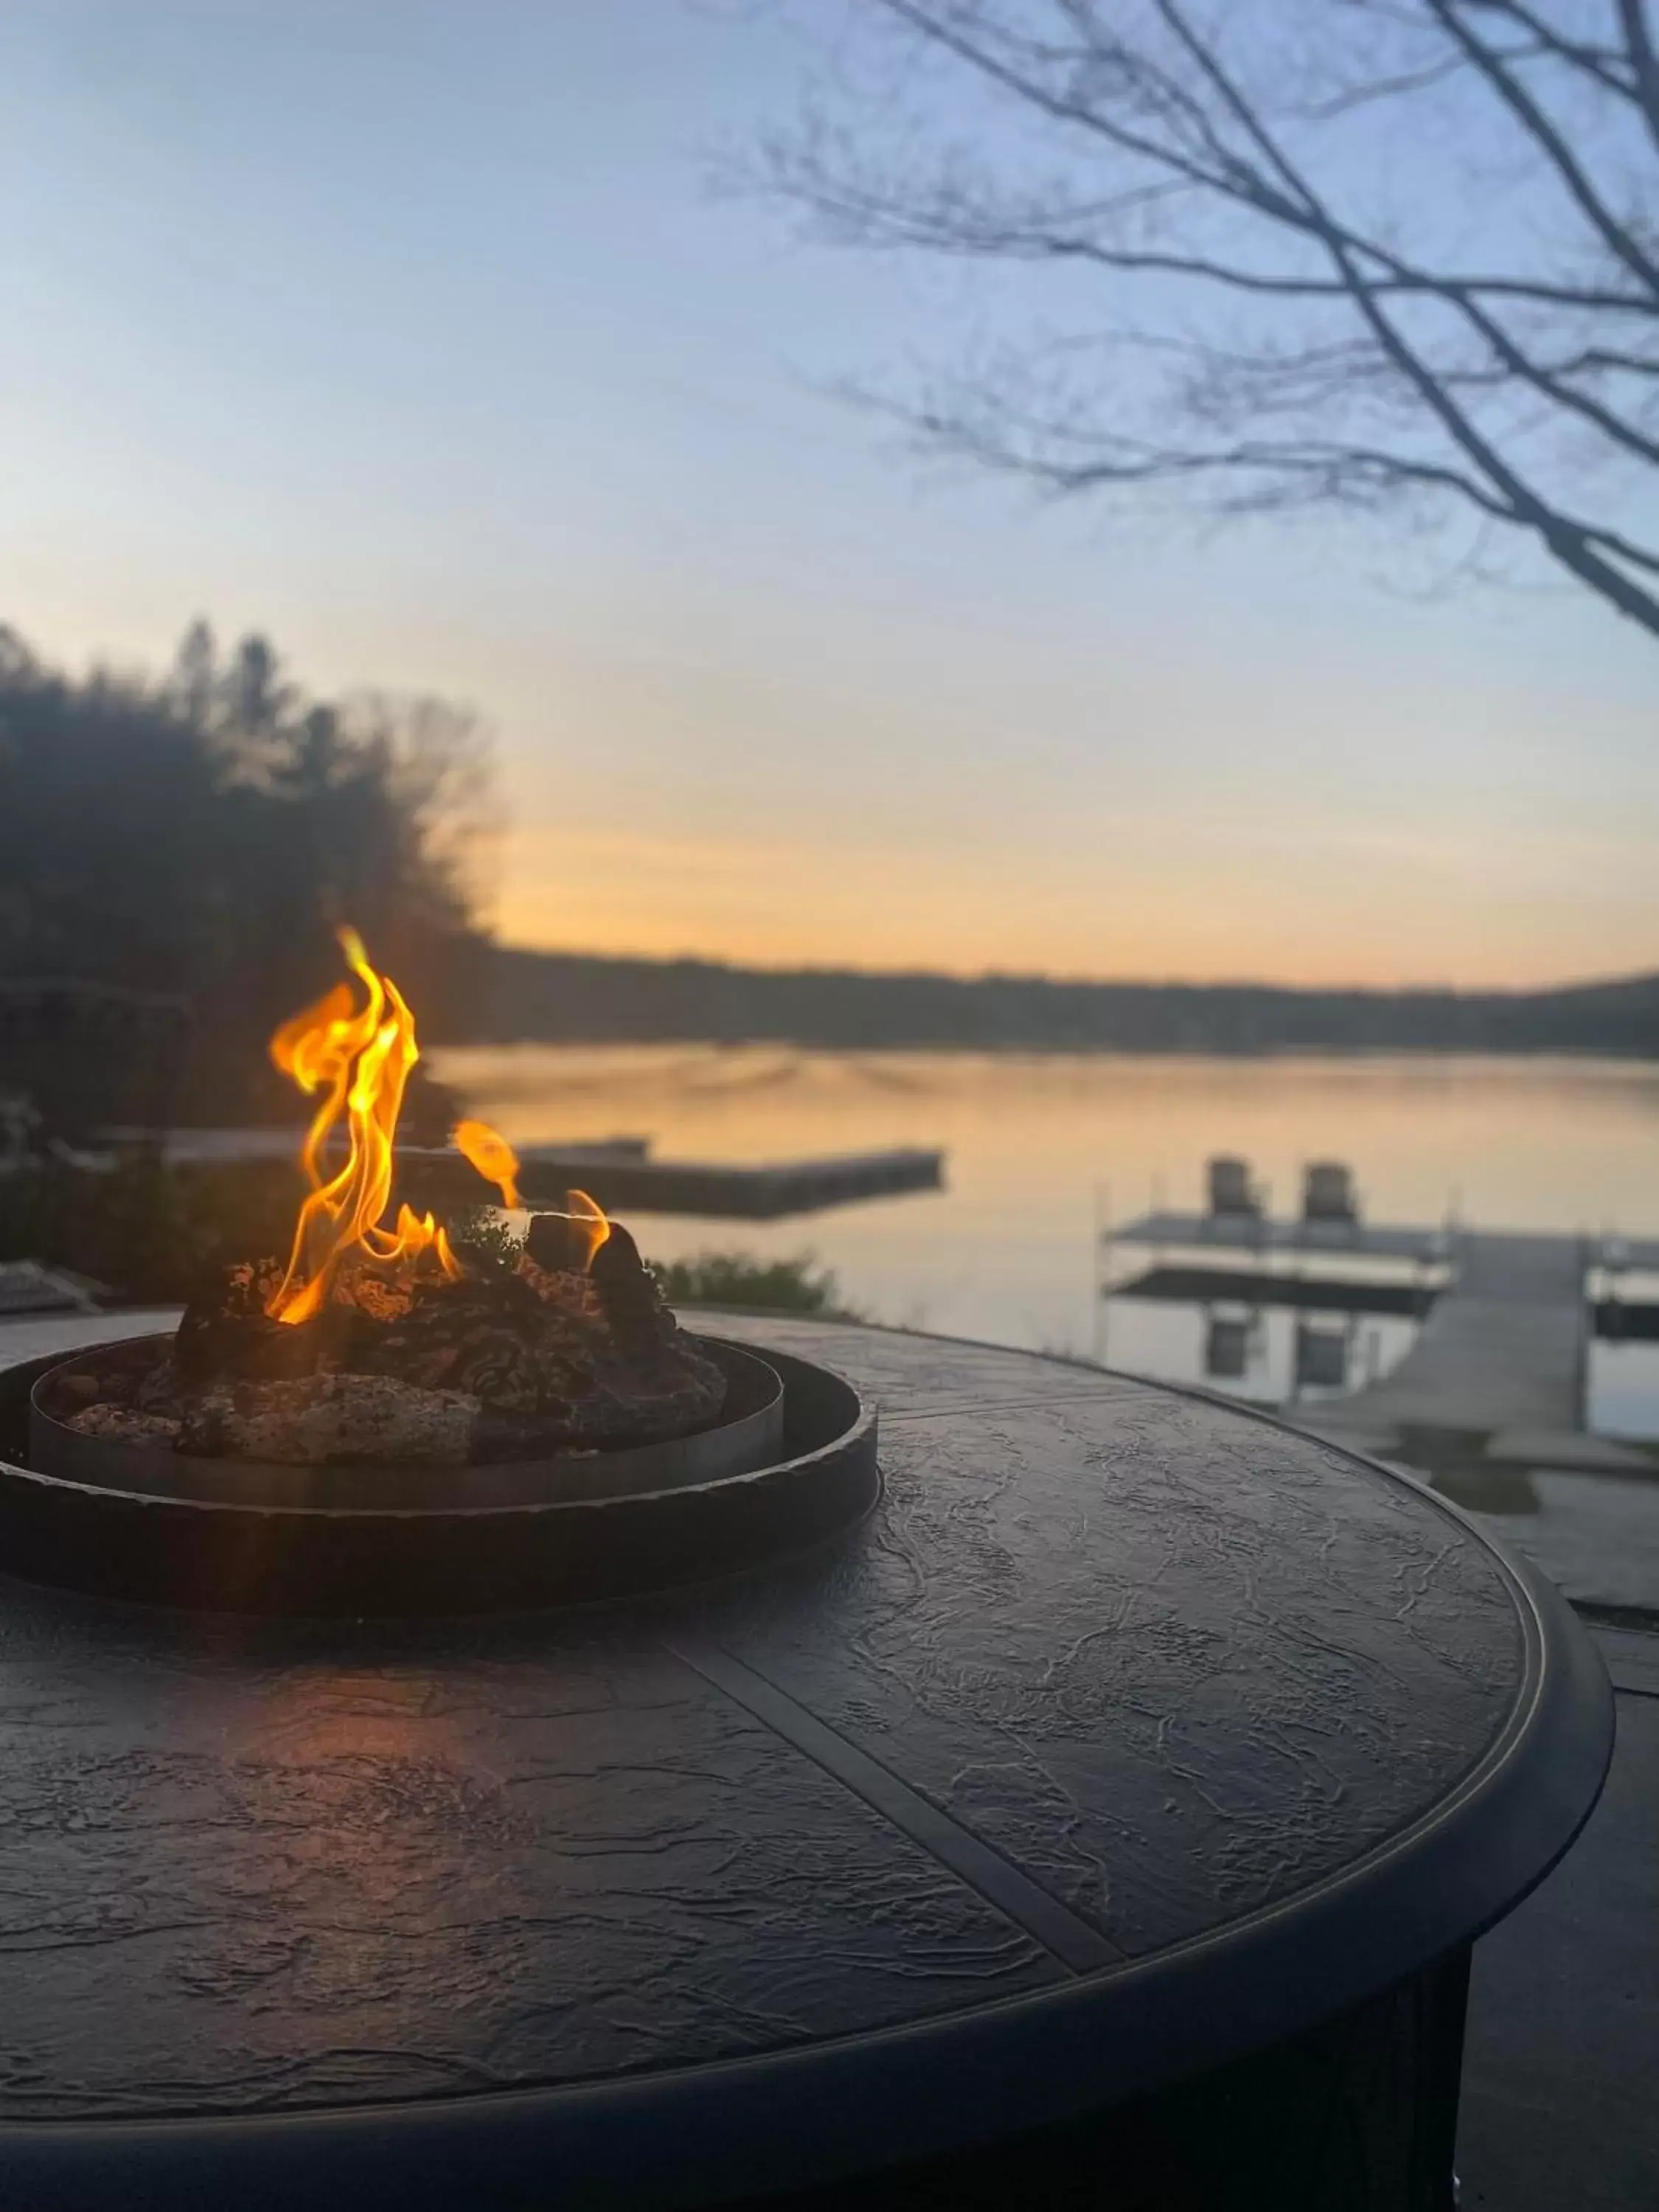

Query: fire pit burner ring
<box><xmin>0</xmin><ymin>1332</ymin><xmax>877</xmax><ymax>1616</ymax></box>
<box><xmin>29</xmin><ymin>1335</ymin><xmax>787</xmax><ymax>1509</ymax></box>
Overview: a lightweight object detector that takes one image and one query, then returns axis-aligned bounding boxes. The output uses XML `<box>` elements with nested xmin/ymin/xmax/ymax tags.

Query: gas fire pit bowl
<box><xmin>0</xmin><ymin>1331</ymin><xmax>874</xmax><ymax>1615</ymax></box>
<box><xmin>0</xmin><ymin>1315</ymin><xmax>1611</xmax><ymax>2212</ymax></box>
<box><xmin>28</xmin><ymin>1332</ymin><xmax>789</xmax><ymax>1508</ymax></box>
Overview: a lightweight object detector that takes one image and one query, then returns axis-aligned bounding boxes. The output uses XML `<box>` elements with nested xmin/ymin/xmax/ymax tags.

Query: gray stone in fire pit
<box><xmin>0</xmin><ymin>1315</ymin><xmax>1611</xmax><ymax>2212</ymax></box>
<box><xmin>178</xmin><ymin>1370</ymin><xmax>479</xmax><ymax>1464</ymax></box>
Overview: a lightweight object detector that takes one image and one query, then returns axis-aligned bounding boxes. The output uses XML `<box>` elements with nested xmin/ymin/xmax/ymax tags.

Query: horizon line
<box><xmin>489</xmin><ymin>939</ymin><xmax>1658</xmax><ymax>1001</ymax></box>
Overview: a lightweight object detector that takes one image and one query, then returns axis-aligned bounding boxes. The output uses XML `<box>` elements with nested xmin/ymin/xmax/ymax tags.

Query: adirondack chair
<box><xmin>1302</xmin><ymin>1161</ymin><xmax>1360</xmax><ymax>1226</ymax></box>
<box><xmin>1206</xmin><ymin>1155</ymin><xmax>1262</xmax><ymax>1220</ymax></box>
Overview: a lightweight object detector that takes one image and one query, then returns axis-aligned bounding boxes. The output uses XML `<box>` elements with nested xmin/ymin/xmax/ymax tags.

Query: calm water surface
<box><xmin>431</xmin><ymin>1046</ymin><xmax>1659</xmax><ymax>1431</ymax></box>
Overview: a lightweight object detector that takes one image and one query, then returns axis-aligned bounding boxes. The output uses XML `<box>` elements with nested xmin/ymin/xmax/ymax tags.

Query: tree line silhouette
<box><xmin>0</xmin><ymin>621</ymin><xmax>491</xmax><ymax>1131</ymax></box>
<box><xmin>479</xmin><ymin>946</ymin><xmax>1659</xmax><ymax>1058</ymax></box>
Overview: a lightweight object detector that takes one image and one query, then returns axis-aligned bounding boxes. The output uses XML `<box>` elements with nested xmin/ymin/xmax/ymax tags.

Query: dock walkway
<box><xmin>1315</xmin><ymin>1230</ymin><xmax>1588</xmax><ymax>1440</ymax></box>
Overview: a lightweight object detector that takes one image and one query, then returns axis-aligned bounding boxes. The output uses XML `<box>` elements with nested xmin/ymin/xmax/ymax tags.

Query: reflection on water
<box><xmin>1588</xmin><ymin>1341</ymin><xmax>1659</xmax><ymax>1440</ymax></box>
<box><xmin>431</xmin><ymin>1045</ymin><xmax>1659</xmax><ymax>1423</ymax></box>
<box><xmin>1101</xmin><ymin>1296</ymin><xmax>1424</xmax><ymax>1409</ymax></box>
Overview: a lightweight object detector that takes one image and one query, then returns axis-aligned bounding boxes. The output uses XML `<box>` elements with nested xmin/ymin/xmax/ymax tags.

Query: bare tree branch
<box><xmin>1294</xmin><ymin>48</ymin><xmax>1474</xmax><ymax>121</ymax></box>
<box><xmin>1424</xmin><ymin>0</ymin><xmax>1659</xmax><ymax>300</ymax></box>
<box><xmin>762</xmin><ymin>0</ymin><xmax>1659</xmax><ymax>639</ymax></box>
<box><xmin>1154</xmin><ymin>0</ymin><xmax>1659</xmax><ymax>621</ymax></box>
<box><xmin>1616</xmin><ymin>0</ymin><xmax>1659</xmax><ymax>155</ymax></box>
<box><xmin>1458</xmin><ymin>1</ymin><xmax>1639</xmax><ymax>105</ymax></box>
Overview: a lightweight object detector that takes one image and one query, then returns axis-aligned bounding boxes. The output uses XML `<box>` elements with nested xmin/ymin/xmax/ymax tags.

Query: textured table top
<box><xmin>0</xmin><ymin>1312</ymin><xmax>1611</xmax><ymax>2208</ymax></box>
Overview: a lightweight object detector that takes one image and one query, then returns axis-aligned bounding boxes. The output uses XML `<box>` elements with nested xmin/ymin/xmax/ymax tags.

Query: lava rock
<box><xmin>338</xmin><ymin>1259</ymin><xmax>726</xmax><ymax>1453</ymax></box>
<box><xmin>178</xmin><ymin>1374</ymin><xmax>479</xmax><ymax>1467</ymax></box>
<box><xmin>174</xmin><ymin>1259</ymin><xmax>324</xmax><ymax>1386</ymax></box>
<box><xmin>344</xmin><ymin>1269</ymin><xmax>568</xmax><ymax>1408</ymax></box>
<box><xmin>590</xmin><ymin>1224</ymin><xmax>667</xmax><ymax>1354</ymax></box>
<box><xmin>526</xmin><ymin>1211</ymin><xmax>597</xmax><ymax>1274</ymax></box>
<box><xmin>89</xmin><ymin>1210</ymin><xmax>726</xmax><ymax>1467</ymax></box>
<box><xmin>64</xmin><ymin>1404</ymin><xmax>184</xmax><ymax>1450</ymax></box>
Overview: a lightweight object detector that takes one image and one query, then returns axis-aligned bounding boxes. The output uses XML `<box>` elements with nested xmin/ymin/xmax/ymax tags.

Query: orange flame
<box><xmin>453</xmin><ymin>1118</ymin><xmax>521</xmax><ymax>1209</ymax></box>
<box><xmin>563</xmin><ymin>1186</ymin><xmax>611</xmax><ymax>1272</ymax></box>
<box><xmin>265</xmin><ymin>928</ymin><xmax>494</xmax><ymax>1325</ymax></box>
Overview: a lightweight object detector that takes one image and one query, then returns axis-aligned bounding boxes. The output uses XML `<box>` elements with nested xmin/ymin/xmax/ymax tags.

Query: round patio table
<box><xmin>0</xmin><ymin>1314</ymin><xmax>1612</xmax><ymax>2211</ymax></box>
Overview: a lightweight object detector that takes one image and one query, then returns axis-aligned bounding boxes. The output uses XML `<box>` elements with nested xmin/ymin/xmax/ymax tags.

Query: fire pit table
<box><xmin>0</xmin><ymin>1313</ymin><xmax>1610</xmax><ymax>2211</ymax></box>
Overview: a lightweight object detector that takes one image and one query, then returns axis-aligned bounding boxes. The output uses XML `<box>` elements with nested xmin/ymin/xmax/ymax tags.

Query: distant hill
<box><xmin>445</xmin><ymin>947</ymin><xmax>1659</xmax><ymax>1058</ymax></box>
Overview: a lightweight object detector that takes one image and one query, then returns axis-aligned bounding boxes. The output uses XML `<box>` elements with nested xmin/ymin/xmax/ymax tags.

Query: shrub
<box><xmin>648</xmin><ymin>1250</ymin><xmax>855</xmax><ymax>1318</ymax></box>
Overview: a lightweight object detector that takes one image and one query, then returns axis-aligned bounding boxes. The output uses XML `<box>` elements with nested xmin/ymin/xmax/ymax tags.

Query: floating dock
<box><xmin>1114</xmin><ymin>1264</ymin><xmax>1432</xmax><ymax>1317</ymax></box>
<box><xmin>145</xmin><ymin>1130</ymin><xmax>651</xmax><ymax>1168</ymax></box>
<box><xmin>1112</xmin><ymin>1209</ymin><xmax>1450</xmax><ymax>1265</ymax></box>
<box><xmin>446</xmin><ymin>1144</ymin><xmax>945</xmax><ymax>1221</ymax></box>
<box><xmin>140</xmin><ymin>1130</ymin><xmax>945</xmax><ymax>1222</ymax></box>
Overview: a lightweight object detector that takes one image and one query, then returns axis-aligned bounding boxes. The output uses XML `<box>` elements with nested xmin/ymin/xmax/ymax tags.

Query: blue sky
<box><xmin>2</xmin><ymin>0</ymin><xmax>1655</xmax><ymax>987</ymax></box>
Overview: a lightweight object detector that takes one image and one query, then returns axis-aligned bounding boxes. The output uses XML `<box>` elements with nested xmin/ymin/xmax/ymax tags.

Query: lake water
<box><xmin>431</xmin><ymin>1046</ymin><xmax>1659</xmax><ymax>1436</ymax></box>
